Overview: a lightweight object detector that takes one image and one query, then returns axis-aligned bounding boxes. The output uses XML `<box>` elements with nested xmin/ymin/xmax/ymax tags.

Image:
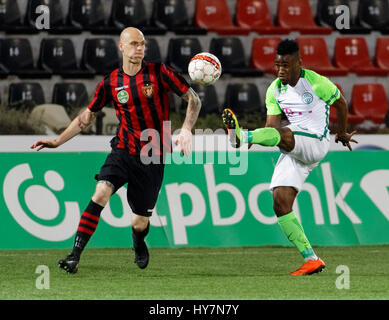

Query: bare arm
<box><xmin>30</xmin><ymin>108</ymin><xmax>97</xmax><ymax>151</ymax></box>
<box><xmin>180</xmin><ymin>88</ymin><xmax>202</xmax><ymax>131</ymax></box>
<box><xmin>332</xmin><ymin>93</ymin><xmax>358</xmax><ymax>151</ymax></box>
<box><xmin>265</xmin><ymin>114</ymin><xmax>282</xmax><ymax>128</ymax></box>
<box><xmin>175</xmin><ymin>88</ymin><xmax>202</xmax><ymax>156</ymax></box>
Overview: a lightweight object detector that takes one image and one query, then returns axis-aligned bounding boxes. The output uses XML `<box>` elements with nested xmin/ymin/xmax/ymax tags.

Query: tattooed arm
<box><xmin>175</xmin><ymin>88</ymin><xmax>202</xmax><ymax>156</ymax></box>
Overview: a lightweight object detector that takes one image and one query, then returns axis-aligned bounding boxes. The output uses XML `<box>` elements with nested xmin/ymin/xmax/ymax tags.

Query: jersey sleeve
<box><xmin>303</xmin><ymin>69</ymin><xmax>340</xmax><ymax>105</ymax></box>
<box><xmin>160</xmin><ymin>63</ymin><xmax>190</xmax><ymax>97</ymax></box>
<box><xmin>88</xmin><ymin>76</ymin><xmax>109</xmax><ymax>112</ymax></box>
<box><xmin>265</xmin><ymin>79</ymin><xmax>282</xmax><ymax>115</ymax></box>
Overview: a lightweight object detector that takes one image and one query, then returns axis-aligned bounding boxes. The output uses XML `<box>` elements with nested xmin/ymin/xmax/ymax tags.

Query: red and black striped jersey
<box><xmin>88</xmin><ymin>61</ymin><xmax>190</xmax><ymax>155</ymax></box>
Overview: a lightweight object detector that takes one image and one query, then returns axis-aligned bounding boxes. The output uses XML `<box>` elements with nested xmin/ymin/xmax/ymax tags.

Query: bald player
<box><xmin>31</xmin><ymin>28</ymin><xmax>201</xmax><ymax>274</ymax></box>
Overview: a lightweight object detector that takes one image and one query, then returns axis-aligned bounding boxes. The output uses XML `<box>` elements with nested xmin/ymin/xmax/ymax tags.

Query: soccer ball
<box><xmin>188</xmin><ymin>52</ymin><xmax>222</xmax><ymax>86</ymax></box>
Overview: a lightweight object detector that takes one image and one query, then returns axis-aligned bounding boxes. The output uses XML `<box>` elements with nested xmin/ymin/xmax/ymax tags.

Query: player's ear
<box><xmin>118</xmin><ymin>41</ymin><xmax>123</xmax><ymax>53</ymax></box>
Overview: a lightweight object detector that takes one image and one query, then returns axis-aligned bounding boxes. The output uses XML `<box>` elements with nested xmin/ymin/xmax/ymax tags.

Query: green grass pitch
<box><xmin>0</xmin><ymin>246</ymin><xmax>388</xmax><ymax>300</ymax></box>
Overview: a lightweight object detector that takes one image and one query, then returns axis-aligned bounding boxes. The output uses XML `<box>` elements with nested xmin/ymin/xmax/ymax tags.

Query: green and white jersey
<box><xmin>265</xmin><ymin>69</ymin><xmax>340</xmax><ymax>141</ymax></box>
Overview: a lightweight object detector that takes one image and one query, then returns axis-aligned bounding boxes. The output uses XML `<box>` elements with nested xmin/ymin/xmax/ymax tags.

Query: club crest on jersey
<box><xmin>142</xmin><ymin>84</ymin><xmax>154</xmax><ymax>98</ymax></box>
<box><xmin>302</xmin><ymin>92</ymin><xmax>313</xmax><ymax>104</ymax></box>
<box><xmin>117</xmin><ymin>90</ymin><xmax>129</xmax><ymax>104</ymax></box>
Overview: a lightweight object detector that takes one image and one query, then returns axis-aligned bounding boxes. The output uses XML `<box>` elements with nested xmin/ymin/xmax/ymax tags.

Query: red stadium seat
<box><xmin>296</xmin><ymin>37</ymin><xmax>348</xmax><ymax>76</ymax></box>
<box><xmin>350</xmin><ymin>84</ymin><xmax>389</xmax><ymax>124</ymax></box>
<box><xmin>375</xmin><ymin>37</ymin><xmax>389</xmax><ymax>71</ymax></box>
<box><xmin>235</xmin><ymin>0</ymin><xmax>288</xmax><ymax>34</ymax></box>
<box><xmin>250</xmin><ymin>37</ymin><xmax>281</xmax><ymax>74</ymax></box>
<box><xmin>277</xmin><ymin>0</ymin><xmax>332</xmax><ymax>34</ymax></box>
<box><xmin>334</xmin><ymin>37</ymin><xmax>388</xmax><ymax>76</ymax></box>
<box><xmin>194</xmin><ymin>0</ymin><xmax>250</xmax><ymax>35</ymax></box>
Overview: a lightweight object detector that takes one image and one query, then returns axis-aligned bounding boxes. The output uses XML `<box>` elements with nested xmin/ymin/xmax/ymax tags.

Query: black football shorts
<box><xmin>95</xmin><ymin>148</ymin><xmax>165</xmax><ymax>217</ymax></box>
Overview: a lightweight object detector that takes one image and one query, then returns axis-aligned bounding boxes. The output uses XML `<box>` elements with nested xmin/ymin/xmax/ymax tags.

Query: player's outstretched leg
<box><xmin>222</xmin><ymin>108</ymin><xmax>242</xmax><ymax>148</ymax></box>
<box><xmin>222</xmin><ymin>108</ymin><xmax>281</xmax><ymax>148</ymax></box>
<box><xmin>132</xmin><ymin>221</ymin><xmax>150</xmax><ymax>269</ymax></box>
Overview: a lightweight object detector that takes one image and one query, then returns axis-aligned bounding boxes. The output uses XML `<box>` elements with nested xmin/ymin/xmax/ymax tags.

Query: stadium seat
<box><xmin>334</xmin><ymin>37</ymin><xmax>388</xmax><ymax>76</ymax></box>
<box><xmin>350</xmin><ymin>83</ymin><xmax>389</xmax><ymax>124</ymax></box>
<box><xmin>8</xmin><ymin>82</ymin><xmax>45</xmax><ymax>110</ymax></box>
<box><xmin>183</xmin><ymin>83</ymin><xmax>219</xmax><ymax>115</ymax></box>
<box><xmin>375</xmin><ymin>37</ymin><xmax>389</xmax><ymax>71</ymax></box>
<box><xmin>109</xmin><ymin>0</ymin><xmax>166</xmax><ymax>35</ymax></box>
<box><xmin>277</xmin><ymin>0</ymin><xmax>332</xmax><ymax>34</ymax></box>
<box><xmin>195</xmin><ymin>0</ymin><xmax>250</xmax><ymax>35</ymax></box>
<box><xmin>235</xmin><ymin>0</ymin><xmax>289</xmax><ymax>34</ymax></box>
<box><xmin>0</xmin><ymin>38</ymin><xmax>51</xmax><ymax>78</ymax></box>
<box><xmin>166</xmin><ymin>38</ymin><xmax>203</xmax><ymax>73</ymax></box>
<box><xmin>38</xmin><ymin>38</ymin><xmax>94</xmax><ymax>78</ymax></box>
<box><xmin>224</xmin><ymin>83</ymin><xmax>263</xmax><ymax>116</ymax></box>
<box><xmin>68</xmin><ymin>0</ymin><xmax>116</xmax><ymax>34</ymax></box>
<box><xmin>152</xmin><ymin>0</ymin><xmax>207</xmax><ymax>35</ymax></box>
<box><xmin>250</xmin><ymin>37</ymin><xmax>281</xmax><ymax>75</ymax></box>
<box><xmin>356</xmin><ymin>0</ymin><xmax>389</xmax><ymax>33</ymax></box>
<box><xmin>0</xmin><ymin>0</ymin><xmax>36</xmax><ymax>33</ymax></box>
<box><xmin>52</xmin><ymin>82</ymin><xmax>90</xmax><ymax>115</ymax></box>
<box><xmin>25</xmin><ymin>0</ymin><xmax>81</xmax><ymax>34</ymax></box>
<box><xmin>144</xmin><ymin>38</ymin><xmax>162</xmax><ymax>63</ymax></box>
<box><xmin>209</xmin><ymin>37</ymin><xmax>263</xmax><ymax>77</ymax></box>
<box><xmin>296</xmin><ymin>37</ymin><xmax>348</xmax><ymax>76</ymax></box>
<box><xmin>81</xmin><ymin>38</ymin><xmax>120</xmax><ymax>75</ymax></box>
<box><xmin>315</xmin><ymin>0</ymin><xmax>369</xmax><ymax>34</ymax></box>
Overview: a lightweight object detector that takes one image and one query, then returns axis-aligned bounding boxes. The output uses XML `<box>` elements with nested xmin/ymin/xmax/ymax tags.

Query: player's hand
<box><xmin>335</xmin><ymin>130</ymin><xmax>358</xmax><ymax>151</ymax></box>
<box><xmin>30</xmin><ymin>139</ymin><xmax>60</xmax><ymax>151</ymax></box>
<box><xmin>175</xmin><ymin>127</ymin><xmax>192</xmax><ymax>156</ymax></box>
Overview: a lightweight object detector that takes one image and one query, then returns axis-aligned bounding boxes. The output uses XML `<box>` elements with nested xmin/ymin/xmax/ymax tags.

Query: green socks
<box><xmin>278</xmin><ymin>211</ymin><xmax>317</xmax><ymax>260</ymax></box>
<box><xmin>240</xmin><ymin>127</ymin><xmax>281</xmax><ymax>147</ymax></box>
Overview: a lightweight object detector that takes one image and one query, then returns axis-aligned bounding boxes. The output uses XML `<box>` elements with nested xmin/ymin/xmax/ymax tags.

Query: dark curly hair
<box><xmin>276</xmin><ymin>39</ymin><xmax>299</xmax><ymax>56</ymax></box>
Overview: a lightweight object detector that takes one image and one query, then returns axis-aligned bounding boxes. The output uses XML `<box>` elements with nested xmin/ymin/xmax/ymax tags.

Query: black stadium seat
<box><xmin>8</xmin><ymin>82</ymin><xmax>45</xmax><ymax>110</ymax></box>
<box><xmin>25</xmin><ymin>0</ymin><xmax>81</xmax><ymax>34</ymax></box>
<box><xmin>68</xmin><ymin>0</ymin><xmax>116</xmax><ymax>34</ymax></box>
<box><xmin>110</xmin><ymin>0</ymin><xmax>166</xmax><ymax>35</ymax></box>
<box><xmin>224</xmin><ymin>83</ymin><xmax>263</xmax><ymax>116</ymax></box>
<box><xmin>316</xmin><ymin>0</ymin><xmax>370</xmax><ymax>34</ymax></box>
<box><xmin>144</xmin><ymin>38</ymin><xmax>162</xmax><ymax>63</ymax></box>
<box><xmin>0</xmin><ymin>38</ymin><xmax>51</xmax><ymax>78</ymax></box>
<box><xmin>166</xmin><ymin>38</ymin><xmax>203</xmax><ymax>73</ymax></box>
<box><xmin>152</xmin><ymin>0</ymin><xmax>207</xmax><ymax>35</ymax></box>
<box><xmin>38</xmin><ymin>38</ymin><xmax>94</xmax><ymax>78</ymax></box>
<box><xmin>0</xmin><ymin>0</ymin><xmax>36</xmax><ymax>33</ymax></box>
<box><xmin>0</xmin><ymin>40</ymin><xmax>8</xmax><ymax>78</ymax></box>
<box><xmin>209</xmin><ymin>38</ymin><xmax>263</xmax><ymax>77</ymax></box>
<box><xmin>52</xmin><ymin>82</ymin><xmax>89</xmax><ymax>115</ymax></box>
<box><xmin>357</xmin><ymin>0</ymin><xmax>389</xmax><ymax>33</ymax></box>
<box><xmin>185</xmin><ymin>83</ymin><xmax>220</xmax><ymax>116</ymax></box>
<box><xmin>81</xmin><ymin>38</ymin><xmax>120</xmax><ymax>75</ymax></box>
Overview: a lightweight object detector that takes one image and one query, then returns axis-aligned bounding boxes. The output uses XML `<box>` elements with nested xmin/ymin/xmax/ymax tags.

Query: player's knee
<box><xmin>92</xmin><ymin>181</ymin><xmax>113</xmax><ymax>206</ymax></box>
<box><xmin>132</xmin><ymin>215</ymin><xmax>149</xmax><ymax>232</ymax></box>
<box><xmin>278</xmin><ymin>128</ymin><xmax>295</xmax><ymax>152</ymax></box>
<box><xmin>273</xmin><ymin>190</ymin><xmax>294</xmax><ymax>216</ymax></box>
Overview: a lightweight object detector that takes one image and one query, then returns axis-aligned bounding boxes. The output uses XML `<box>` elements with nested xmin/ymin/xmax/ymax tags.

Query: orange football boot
<box><xmin>290</xmin><ymin>258</ymin><xmax>326</xmax><ymax>276</ymax></box>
